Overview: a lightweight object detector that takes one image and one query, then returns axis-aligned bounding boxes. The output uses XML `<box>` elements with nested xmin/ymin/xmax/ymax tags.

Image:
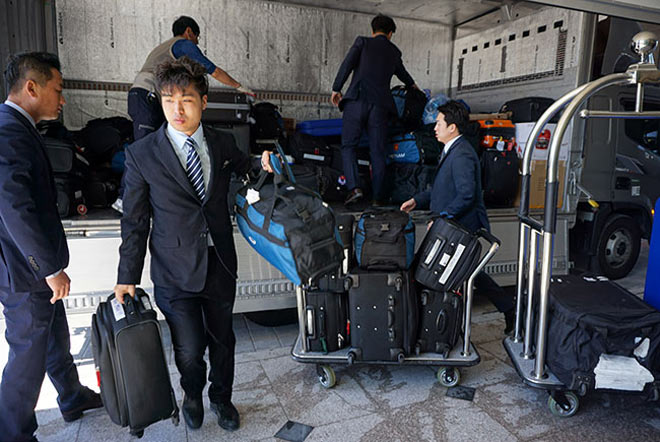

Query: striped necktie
<box><xmin>185</xmin><ymin>137</ymin><xmax>206</xmax><ymax>201</ymax></box>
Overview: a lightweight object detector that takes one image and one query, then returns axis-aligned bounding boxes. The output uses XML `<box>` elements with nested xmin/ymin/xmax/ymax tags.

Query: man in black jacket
<box><xmin>114</xmin><ymin>57</ymin><xmax>269</xmax><ymax>432</ymax></box>
<box><xmin>0</xmin><ymin>52</ymin><xmax>102</xmax><ymax>442</ymax></box>
<box><xmin>331</xmin><ymin>14</ymin><xmax>417</xmax><ymax>205</ymax></box>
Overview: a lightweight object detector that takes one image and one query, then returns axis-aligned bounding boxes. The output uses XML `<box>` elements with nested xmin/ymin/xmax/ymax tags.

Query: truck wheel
<box><xmin>595</xmin><ymin>214</ymin><xmax>641</xmax><ymax>280</ymax></box>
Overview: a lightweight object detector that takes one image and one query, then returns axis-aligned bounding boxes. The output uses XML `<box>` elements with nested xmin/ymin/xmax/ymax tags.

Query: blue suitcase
<box><xmin>235</xmin><ymin>143</ymin><xmax>343</xmax><ymax>286</ymax></box>
<box><xmin>296</xmin><ymin>119</ymin><xmax>343</xmax><ymax>137</ymax></box>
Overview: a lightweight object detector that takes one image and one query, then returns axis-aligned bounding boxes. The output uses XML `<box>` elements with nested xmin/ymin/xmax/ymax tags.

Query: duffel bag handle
<box><xmin>269</xmin><ymin>141</ymin><xmax>296</xmax><ymax>185</ymax></box>
<box><xmin>123</xmin><ymin>293</ymin><xmax>143</xmax><ymax>321</ymax></box>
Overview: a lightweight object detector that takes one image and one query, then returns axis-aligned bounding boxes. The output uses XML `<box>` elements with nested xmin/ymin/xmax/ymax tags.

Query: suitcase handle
<box><xmin>476</xmin><ymin>228</ymin><xmax>501</xmax><ymax>247</ymax></box>
<box><xmin>123</xmin><ymin>294</ymin><xmax>143</xmax><ymax>321</ymax></box>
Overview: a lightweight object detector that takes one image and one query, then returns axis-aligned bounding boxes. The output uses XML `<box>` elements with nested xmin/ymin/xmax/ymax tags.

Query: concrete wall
<box><xmin>452</xmin><ymin>8</ymin><xmax>586</xmax><ymax>112</ymax></box>
<box><xmin>55</xmin><ymin>0</ymin><xmax>452</xmax><ymax>129</ymax></box>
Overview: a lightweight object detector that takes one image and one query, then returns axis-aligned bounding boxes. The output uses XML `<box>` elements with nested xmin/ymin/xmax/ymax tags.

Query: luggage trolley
<box><xmin>291</xmin><ymin>230</ymin><xmax>500</xmax><ymax>389</ymax></box>
<box><xmin>503</xmin><ymin>31</ymin><xmax>660</xmax><ymax>417</ymax></box>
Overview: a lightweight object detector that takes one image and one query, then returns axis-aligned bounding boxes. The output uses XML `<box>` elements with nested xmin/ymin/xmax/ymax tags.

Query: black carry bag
<box><xmin>415</xmin><ymin>289</ymin><xmax>463</xmax><ymax>357</ymax></box>
<box><xmin>386</xmin><ymin>163</ymin><xmax>435</xmax><ymax>205</ymax></box>
<box><xmin>84</xmin><ymin>169</ymin><xmax>120</xmax><ymax>208</ymax></box>
<box><xmin>289</xmin><ymin>132</ymin><xmax>333</xmax><ymax>166</ymax></box>
<box><xmin>91</xmin><ymin>289</ymin><xmax>179</xmax><ymax>437</ymax></box>
<box><xmin>305</xmin><ymin>289</ymin><xmax>349</xmax><ymax>353</ymax></box>
<box><xmin>202</xmin><ymin>90</ymin><xmax>251</xmax><ymax>124</ymax></box>
<box><xmin>54</xmin><ymin>176</ymin><xmax>87</xmax><ymax>217</ymax></box>
<box><xmin>336</xmin><ymin>213</ymin><xmax>354</xmax><ymax>273</ymax></box>
<box><xmin>391</xmin><ymin>85</ymin><xmax>427</xmax><ymax>132</ymax></box>
<box><xmin>499</xmin><ymin>96</ymin><xmax>559</xmax><ymax>123</ymax></box>
<box><xmin>414</xmin><ymin>217</ymin><xmax>483</xmax><ymax>293</ymax></box>
<box><xmin>346</xmin><ymin>269</ymin><xmax>419</xmax><ymax>362</ymax></box>
<box><xmin>481</xmin><ymin>148</ymin><xmax>520</xmax><ymax>208</ymax></box>
<box><xmin>317</xmin><ymin>166</ymin><xmax>349</xmax><ymax>202</ymax></box>
<box><xmin>250</xmin><ymin>102</ymin><xmax>284</xmax><ymax>140</ymax></box>
<box><xmin>354</xmin><ymin>209</ymin><xmax>415</xmax><ymax>271</ymax></box>
<box><xmin>76</xmin><ymin>117</ymin><xmax>133</xmax><ymax>165</ymax></box>
<box><xmin>545</xmin><ymin>275</ymin><xmax>660</xmax><ymax>397</ymax></box>
<box><xmin>289</xmin><ymin>164</ymin><xmax>320</xmax><ymax>193</ymax></box>
<box><xmin>414</xmin><ymin>126</ymin><xmax>443</xmax><ymax>165</ymax></box>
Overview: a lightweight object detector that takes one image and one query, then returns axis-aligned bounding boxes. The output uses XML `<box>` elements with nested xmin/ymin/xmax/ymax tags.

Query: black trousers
<box><xmin>154</xmin><ymin>248</ymin><xmax>237</xmax><ymax>404</ymax></box>
<box><xmin>341</xmin><ymin>100</ymin><xmax>389</xmax><ymax>200</ymax></box>
<box><xmin>474</xmin><ymin>271</ymin><xmax>514</xmax><ymax>314</ymax></box>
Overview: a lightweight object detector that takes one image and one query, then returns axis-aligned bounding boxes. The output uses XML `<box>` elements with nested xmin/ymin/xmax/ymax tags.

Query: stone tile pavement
<box><xmin>1</xmin><ymin>243</ymin><xmax>659</xmax><ymax>441</ymax></box>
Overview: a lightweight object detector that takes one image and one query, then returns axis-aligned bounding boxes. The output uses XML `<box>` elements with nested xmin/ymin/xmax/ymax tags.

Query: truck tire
<box><xmin>595</xmin><ymin>214</ymin><xmax>641</xmax><ymax>280</ymax></box>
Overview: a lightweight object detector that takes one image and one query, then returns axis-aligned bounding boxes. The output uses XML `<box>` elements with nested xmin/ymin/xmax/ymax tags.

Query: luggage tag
<box><xmin>111</xmin><ymin>298</ymin><xmax>126</xmax><ymax>322</ymax></box>
<box><xmin>246</xmin><ymin>188</ymin><xmax>260</xmax><ymax>204</ymax></box>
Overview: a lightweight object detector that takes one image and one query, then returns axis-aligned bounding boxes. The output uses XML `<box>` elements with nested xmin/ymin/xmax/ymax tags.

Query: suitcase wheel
<box><xmin>316</xmin><ymin>364</ymin><xmax>336</xmax><ymax>389</ymax></box>
<box><xmin>437</xmin><ymin>367</ymin><xmax>460</xmax><ymax>388</ymax></box>
<box><xmin>547</xmin><ymin>391</ymin><xmax>579</xmax><ymax>418</ymax></box>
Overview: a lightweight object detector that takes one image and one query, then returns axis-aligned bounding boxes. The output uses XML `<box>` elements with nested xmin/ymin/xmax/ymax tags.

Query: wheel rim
<box><xmin>549</xmin><ymin>392</ymin><xmax>578</xmax><ymax>417</ymax></box>
<box><xmin>604</xmin><ymin>228</ymin><xmax>633</xmax><ymax>269</ymax></box>
<box><xmin>439</xmin><ymin>368</ymin><xmax>459</xmax><ymax>386</ymax></box>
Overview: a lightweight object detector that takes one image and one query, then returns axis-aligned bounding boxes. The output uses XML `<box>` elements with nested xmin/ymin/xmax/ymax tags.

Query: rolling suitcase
<box><xmin>481</xmin><ymin>148</ymin><xmax>520</xmax><ymax>208</ymax></box>
<box><xmin>414</xmin><ymin>217</ymin><xmax>482</xmax><ymax>293</ymax></box>
<box><xmin>288</xmin><ymin>132</ymin><xmax>333</xmax><ymax>166</ymax></box>
<box><xmin>415</xmin><ymin>289</ymin><xmax>463</xmax><ymax>357</ymax></box>
<box><xmin>305</xmin><ymin>290</ymin><xmax>349</xmax><ymax>353</ymax></box>
<box><xmin>477</xmin><ymin>119</ymin><xmax>516</xmax><ymax>152</ymax></box>
<box><xmin>202</xmin><ymin>90</ymin><xmax>251</xmax><ymax>123</ymax></box>
<box><xmin>91</xmin><ymin>289</ymin><xmax>179</xmax><ymax>437</ymax></box>
<box><xmin>346</xmin><ymin>269</ymin><xmax>419</xmax><ymax>362</ymax></box>
<box><xmin>296</xmin><ymin>118</ymin><xmax>343</xmax><ymax>137</ymax></box>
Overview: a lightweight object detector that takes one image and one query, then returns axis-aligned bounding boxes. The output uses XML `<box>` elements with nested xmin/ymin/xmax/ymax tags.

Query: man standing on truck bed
<box><xmin>113</xmin><ymin>15</ymin><xmax>255</xmax><ymax>213</ymax></box>
<box><xmin>115</xmin><ymin>57</ymin><xmax>271</xmax><ymax>432</ymax></box>
<box><xmin>400</xmin><ymin>101</ymin><xmax>515</xmax><ymax>333</ymax></box>
<box><xmin>0</xmin><ymin>52</ymin><xmax>102</xmax><ymax>441</ymax></box>
<box><xmin>331</xmin><ymin>14</ymin><xmax>417</xmax><ymax>206</ymax></box>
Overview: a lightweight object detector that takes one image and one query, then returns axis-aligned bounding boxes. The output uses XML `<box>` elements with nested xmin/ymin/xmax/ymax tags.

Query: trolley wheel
<box><xmin>548</xmin><ymin>391</ymin><xmax>579</xmax><ymax>417</ymax></box>
<box><xmin>397</xmin><ymin>352</ymin><xmax>405</xmax><ymax>363</ymax></box>
<box><xmin>347</xmin><ymin>351</ymin><xmax>356</xmax><ymax>365</ymax></box>
<box><xmin>130</xmin><ymin>429</ymin><xmax>144</xmax><ymax>438</ymax></box>
<box><xmin>318</xmin><ymin>365</ymin><xmax>336</xmax><ymax>389</ymax></box>
<box><xmin>437</xmin><ymin>367</ymin><xmax>460</xmax><ymax>388</ymax></box>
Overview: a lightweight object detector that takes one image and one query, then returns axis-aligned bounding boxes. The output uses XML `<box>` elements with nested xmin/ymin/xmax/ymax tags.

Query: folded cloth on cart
<box><xmin>235</xmin><ymin>145</ymin><xmax>343</xmax><ymax>286</ymax></box>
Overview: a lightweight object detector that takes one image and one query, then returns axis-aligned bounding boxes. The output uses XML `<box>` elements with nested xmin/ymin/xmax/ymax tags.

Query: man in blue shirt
<box><xmin>114</xmin><ymin>16</ymin><xmax>254</xmax><ymax>213</ymax></box>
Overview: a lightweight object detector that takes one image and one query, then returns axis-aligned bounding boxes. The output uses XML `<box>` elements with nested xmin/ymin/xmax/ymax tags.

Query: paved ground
<box><xmin>1</xmin><ymin>243</ymin><xmax>659</xmax><ymax>441</ymax></box>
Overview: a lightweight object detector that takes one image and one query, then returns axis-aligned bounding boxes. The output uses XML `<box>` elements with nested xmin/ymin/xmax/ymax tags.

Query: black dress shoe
<box><xmin>61</xmin><ymin>387</ymin><xmax>103</xmax><ymax>422</ymax></box>
<box><xmin>504</xmin><ymin>309</ymin><xmax>515</xmax><ymax>335</ymax></box>
<box><xmin>182</xmin><ymin>395</ymin><xmax>204</xmax><ymax>430</ymax></box>
<box><xmin>210</xmin><ymin>401</ymin><xmax>240</xmax><ymax>431</ymax></box>
<box><xmin>344</xmin><ymin>188</ymin><xmax>363</xmax><ymax>206</ymax></box>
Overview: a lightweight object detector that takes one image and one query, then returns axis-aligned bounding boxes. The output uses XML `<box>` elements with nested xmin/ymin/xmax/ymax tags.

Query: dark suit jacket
<box><xmin>117</xmin><ymin>124</ymin><xmax>250</xmax><ymax>292</ymax></box>
<box><xmin>332</xmin><ymin>35</ymin><xmax>414</xmax><ymax>114</ymax></box>
<box><xmin>0</xmin><ymin>104</ymin><xmax>69</xmax><ymax>292</ymax></box>
<box><xmin>414</xmin><ymin>136</ymin><xmax>490</xmax><ymax>233</ymax></box>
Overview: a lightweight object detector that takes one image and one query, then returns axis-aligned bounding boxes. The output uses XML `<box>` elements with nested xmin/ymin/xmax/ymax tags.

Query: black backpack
<box><xmin>392</xmin><ymin>85</ymin><xmax>427</xmax><ymax>132</ymax></box>
<box><xmin>251</xmin><ymin>102</ymin><xmax>284</xmax><ymax>140</ymax></box>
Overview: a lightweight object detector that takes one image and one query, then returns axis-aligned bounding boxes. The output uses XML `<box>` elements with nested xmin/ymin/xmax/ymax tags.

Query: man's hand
<box><xmin>331</xmin><ymin>91</ymin><xmax>342</xmax><ymax>107</ymax></box>
<box><xmin>46</xmin><ymin>271</ymin><xmax>71</xmax><ymax>304</ymax></box>
<box><xmin>236</xmin><ymin>85</ymin><xmax>256</xmax><ymax>98</ymax></box>
<box><xmin>261</xmin><ymin>150</ymin><xmax>274</xmax><ymax>173</ymax></box>
<box><xmin>114</xmin><ymin>284</ymin><xmax>136</xmax><ymax>305</ymax></box>
<box><xmin>400</xmin><ymin>198</ymin><xmax>417</xmax><ymax>213</ymax></box>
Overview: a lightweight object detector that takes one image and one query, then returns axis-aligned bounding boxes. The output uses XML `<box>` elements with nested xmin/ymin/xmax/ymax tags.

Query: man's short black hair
<box><xmin>155</xmin><ymin>56</ymin><xmax>208</xmax><ymax>98</ymax></box>
<box><xmin>172</xmin><ymin>16</ymin><xmax>200</xmax><ymax>37</ymax></box>
<box><xmin>371</xmin><ymin>14</ymin><xmax>396</xmax><ymax>34</ymax></box>
<box><xmin>437</xmin><ymin>100</ymin><xmax>470</xmax><ymax>134</ymax></box>
<box><xmin>4</xmin><ymin>52</ymin><xmax>61</xmax><ymax>94</ymax></box>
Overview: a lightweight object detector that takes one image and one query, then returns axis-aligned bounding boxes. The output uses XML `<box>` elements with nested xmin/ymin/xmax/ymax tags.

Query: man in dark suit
<box><xmin>0</xmin><ymin>52</ymin><xmax>102</xmax><ymax>442</ymax></box>
<box><xmin>331</xmin><ymin>14</ymin><xmax>417</xmax><ymax>205</ymax></box>
<box><xmin>114</xmin><ymin>57</ymin><xmax>269</xmax><ymax>432</ymax></box>
<box><xmin>400</xmin><ymin>101</ymin><xmax>514</xmax><ymax>333</ymax></box>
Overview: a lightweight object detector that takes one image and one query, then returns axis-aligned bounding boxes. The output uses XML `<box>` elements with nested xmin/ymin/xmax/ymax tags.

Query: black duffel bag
<box><xmin>288</xmin><ymin>132</ymin><xmax>333</xmax><ymax>166</ymax></box>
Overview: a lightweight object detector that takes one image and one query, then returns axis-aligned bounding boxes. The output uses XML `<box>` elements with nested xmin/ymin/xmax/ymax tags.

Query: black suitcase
<box><xmin>346</xmin><ymin>269</ymin><xmax>419</xmax><ymax>362</ymax></box>
<box><xmin>305</xmin><ymin>290</ymin><xmax>349</xmax><ymax>353</ymax></box>
<box><xmin>499</xmin><ymin>97</ymin><xmax>559</xmax><ymax>123</ymax></box>
<box><xmin>91</xmin><ymin>290</ymin><xmax>179</xmax><ymax>437</ymax></box>
<box><xmin>55</xmin><ymin>175</ymin><xmax>87</xmax><ymax>218</ymax></box>
<box><xmin>336</xmin><ymin>213</ymin><xmax>354</xmax><ymax>273</ymax></box>
<box><xmin>289</xmin><ymin>132</ymin><xmax>333</xmax><ymax>166</ymax></box>
<box><xmin>545</xmin><ymin>275</ymin><xmax>660</xmax><ymax>396</ymax></box>
<box><xmin>202</xmin><ymin>90</ymin><xmax>251</xmax><ymax>123</ymax></box>
<box><xmin>481</xmin><ymin>149</ymin><xmax>520</xmax><ymax>208</ymax></box>
<box><xmin>416</xmin><ymin>289</ymin><xmax>463</xmax><ymax>356</ymax></box>
<box><xmin>414</xmin><ymin>217</ymin><xmax>482</xmax><ymax>293</ymax></box>
<box><xmin>317</xmin><ymin>166</ymin><xmax>349</xmax><ymax>202</ymax></box>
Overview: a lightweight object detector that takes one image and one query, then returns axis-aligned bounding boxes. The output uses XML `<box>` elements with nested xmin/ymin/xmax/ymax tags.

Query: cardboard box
<box><xmin>515</xmin><ymin>122</ymin><xmax>570</xmax><ymax>161</ymax></box>
<box><xmin>515</xmin><ymin>160</ymin><xmax>566</xmax><ymax>209</ymax></box>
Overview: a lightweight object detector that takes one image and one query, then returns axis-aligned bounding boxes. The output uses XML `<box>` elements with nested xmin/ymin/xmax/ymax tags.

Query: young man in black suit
<box><xmin>331</xmin><ymin>14</ymin><xmax>417</xmax><ymax>205</ymax></box>
<box><xmin>114</xmin><ymin>57</ymin><xmax>270</xmax><ymax>432</ymax></box>
<box><xmin>401</xmin><ymin>101</ymin><xmax>515</xmax><ymax>333</ymax></box>
<box><xmin>0</xmin><ymin>52</ymin><xmax>102</xmax><ymax>442</ymax></box>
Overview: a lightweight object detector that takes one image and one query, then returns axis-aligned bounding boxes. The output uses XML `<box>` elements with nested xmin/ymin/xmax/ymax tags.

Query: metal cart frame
<box><xmin>503</xmin><ymin>31</ymin><xmax>660</xmax><ymax>417</ymax></box>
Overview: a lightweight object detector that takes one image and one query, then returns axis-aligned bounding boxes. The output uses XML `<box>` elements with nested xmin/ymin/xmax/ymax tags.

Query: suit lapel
<box><xmin>202</xmin><ymin>126</ymin><xmax>221</xmax><ymax>204</ymax></box>
<box><xmin>156</xmin><ymin>126</ymin><xmax>200</xmax><ymax>201</ymax></box>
